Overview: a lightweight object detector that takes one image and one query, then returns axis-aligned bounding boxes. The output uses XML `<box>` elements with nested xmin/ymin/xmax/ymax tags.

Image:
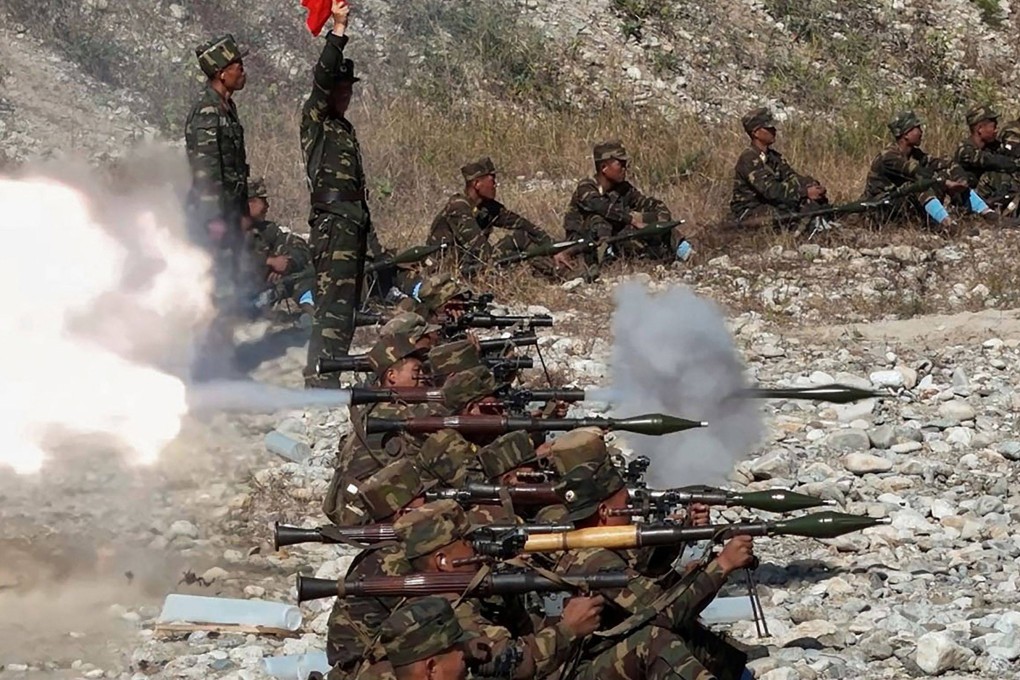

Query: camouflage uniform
<box><xmin>954</xmin><ymin>105</ymin><xmax>1020</xmax><ymax>209</ymax></box>
<box><xmin>416</xmin><ymin>429</ymin><xmax>482</xmax><ymax>487</ymax></box>
<box><xmin>554</xmin><ymin>463</ymin><xmax>748</xmax><ymax>680</ymax></box>
<box><xmin>564</xmin><ymin>141</ymin><xmax>673</xmax><ymax>264</ymax></box>
<box><xmin>427</xmin><ymin>339</ymin><xmax>483</xmax><ymax>385</ymax></box>
<box><xmin>326</xmin><ymin>461</ymin><xmax>421</xmax><ymax>678</ymax></box>
<box><xmin>184</xmin><ymin>35</ymin><xmax>250</xmax><ymax>298</ymax></box>
<box><xmin>301</xmin><ymin>32</ymin><xmax>383</xmax><ymax>372</ymax></box>
<box><xmin>730</xmin><ymin>107</ymin><xmax>826</xmax><ymax>227</ymax></box>
<box><xmin>394</xmin><ymin>501</ymin><xmax>581</xmax><ymax>679</ymax></box>
<box><xmin>242</xmin><ymin>179</ymin><xmax>316</xmax><ymax>308</ymax></box>
<box><xmin>379</xmin><ymin>312</ymin><xmax>441</xmax><ymax>346</ymax></box>
<box><xmin>428</xmin><ymin>157</ymin><xmax>557</xmax><ymax>275</ymax></box>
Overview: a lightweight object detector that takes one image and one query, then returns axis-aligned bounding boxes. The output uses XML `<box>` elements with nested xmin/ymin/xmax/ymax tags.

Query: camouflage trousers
<box><xmin>972</xmin><ymin>171</ymin><xmax>1020</xmax><ymax>212</ymax></box>
<box><xmin>307</xmin><ymin>209</ymin><xmax>369</xmax><ymax>377</ymax></box>
<box><xmin>732</xmin><ymin>198</ymin><xmax>828</xmax><ymax>231</ymax></box>
<box><xmin>574</xmin><ymin>215</ymin><xmax>674</xmax><ymax>265</ymax></box>
<box><xmin>493</xmin><ymin>234</ymin><xmax>559</xmax><ymax>279</ymax></box>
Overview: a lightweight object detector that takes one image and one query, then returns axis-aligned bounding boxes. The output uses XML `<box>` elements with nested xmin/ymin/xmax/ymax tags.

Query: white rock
<box><xmin>759</xmin><ymin>668</ymin><xmax>799</xmax><ymax>680</ymax></box>
<box><xmin>827</xmin><ymin>429</ymin><xmax>872</xmax><ymax>452</ymax></box>
<box><xmin>945</xmin><ymin>427</ymin><xmax>974</xmax><ymax>448</ymax></box>
<box><xmin>168</xmin><ymin>520</ymin><xmax>199</xmax><ymax>540</ymax></box>
<box><xmin>842</xmin><ymin>453</ymin><xmax>892</xmax><ymax>474</ymax></box>
<box><xmin>930</xmin><ymin>499</ymin><xmax>955</xmax><ymax>519</ymax></box>
<box><xmin>228</xmin><ymin>645</ymin><xmax>265</xmax><ymax>667</ymax></box>
<box><xmin>869</xmin><ymin>370</ymin><xmax>904</xmax><ymax>387</ymax></box>
<box><xmin>894</xmin><ymin>365</ymin><xmax>918</xmax><ymax>389</ymax></box>
<box><xmin>201</xmin><ymin>567</ymin><xmax>229</xmax><ymax>583</ymax></box>
<box><xmin>938</xmin><ymin>401</ymin><xmax>975</xmax><ymax>423</ymax></box>
<box><xmin>915</xmin><ymin>631</ymin><xmax>974</xmax><ymax>675</ymax></box>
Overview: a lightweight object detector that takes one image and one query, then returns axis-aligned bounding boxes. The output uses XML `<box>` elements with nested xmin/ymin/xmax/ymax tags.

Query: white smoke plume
<box><xmin>609</xmin><ymin>282</ymin><xmax>764</xmax><ymax>488</ymax></box>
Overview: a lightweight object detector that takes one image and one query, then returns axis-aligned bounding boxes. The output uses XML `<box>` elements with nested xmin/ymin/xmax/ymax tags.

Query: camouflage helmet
<box><xmin>380</xmin><ymin>312</ymin><xmax>441</xmax><ymax>342</ymax></box>
<box><xmin>366</xmin><ymin>333</ymin><xmax>427</xmax><ymax>378</ymax></box>
<box><xmin>593</xmin><ymin>140</ymin><xmax>629</xmax><ymax>164</ymax></box>
<box><xmin>428</xmin><ymin>340</ymin><xmax>482</xmax><ymax>380</ymax></box>
<box><xmin>559</xmin><ymin>460</ymin><xmax>626</xmax><ymax>523</ymax></box>
<box><xmin>357</xmin><ymin>459</ymin><xmax>428</xmax><ymax>522</ymax></box>
<box><xmin>441</xmin><ymin>365</ymin><xmax>499</xmax><ymax>412</ymax></box>
<box><xmin>379</xmin><ymin>597</ymin><xmax>475</xmax><ymax>668</ymax></box>
<box><xmin>195</xmin><ymin>34</ymin><xmax>248</xmax><ymax>78</ymax></box>
<box><xmin>966</xmin><ymin>104</ymin><xmax>999</xmax><ymax>128</ymax></box>
<box><xmin>888</xmin><ymin>111</ymin><xmax>923</xmax><ymax>139</ymax></box>
<box><xmin>741</xmin><ymin>107</ymin><xmax>777</xmax><ymax>135</ymax></box>
<box><xmin>417</xmin><ymin>429</ymin><xmax>479</xmax><ymax>487</ymax></box>
<box><xmin>248</xmin><ymin>177</ymin><xmax>268</xmax><ymax>199</ymax></box>
<box><xmin>416</xmin><ymin>273</ymin><xmax>472</xmax><ymax>312</ymax></box>
<box><xmin>547</xmin><ymin>428</ymin><xmax>608</xmax><ymax>476</ymax></box>
<box><xmin>393</xmin><ymin>499</ymin><xmax>471</xmax><ymax>560</ymax></box>
<box><xmin>476</xmin><ymin>430</ymin><xmax>537</xmax><ymax>481</ymax></box>
<box><xmin>461</xmin><ymin>156</ymin><xmax>498</xmax><ymax>182</ymax></box>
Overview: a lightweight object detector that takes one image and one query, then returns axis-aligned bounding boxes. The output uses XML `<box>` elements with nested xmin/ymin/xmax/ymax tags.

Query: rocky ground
<box><xmin>2</xmin><ymin>230</ymin><xmax>1019</xmax><ymax>679</ymax></box>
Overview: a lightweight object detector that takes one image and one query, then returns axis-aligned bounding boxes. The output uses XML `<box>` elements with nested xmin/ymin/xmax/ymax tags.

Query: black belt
<box><xmin>311</xmin><ymin>188</ymin><xmax>367</xmax><ymax>205</ymax></box>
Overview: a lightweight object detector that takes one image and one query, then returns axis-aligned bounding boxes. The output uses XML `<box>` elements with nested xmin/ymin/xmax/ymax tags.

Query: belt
<box><xmin>311</xmin><ymin>188</ymin><xmax>367</xmax><ymax>205</ymax></box>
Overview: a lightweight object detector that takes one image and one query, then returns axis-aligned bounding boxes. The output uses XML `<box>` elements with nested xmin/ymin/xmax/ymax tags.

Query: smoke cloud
<box><xmin>609</xmin><ymin>282</ymin><xmax>763</xmax><ymax>488</ymax></box>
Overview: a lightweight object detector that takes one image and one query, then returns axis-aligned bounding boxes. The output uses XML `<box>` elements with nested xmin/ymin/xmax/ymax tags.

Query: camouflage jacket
<box><xmin>327</xmin><ymin>544</ymin><xmax>412</xmax><ymax>674</ymax></box>
<box><xmin>563</xmin><ymin>178</ymin><xmax>671</xmax><ymax>239</ymax></box>
<box><xmin>997</xmin><ymin>119</ymin><xmax>1020</xmax><ymax>158</ymax></box>
<box><xmin>184</xmin><ymin>85</ymin><xmax>249</xmax><ymax>226</ymax></box>
<box><xmin>427</xmin><ymin>194</ymin><xmax>552</xmax><ymax>262</ymax></box>
<box><xmin>240</xmin><ymin>220</ymin><xmax>315</xmax><ymax>301</ymax></box>
<box><xmin>953</xmin><ymin>138</ymin><xmax>1020</xmax><ymax>188</ymax></box>
<box><xmin>301</xmin><ymin>33</ymin><xmax>367</xmax><ymax>223</ymax></box>
<box><xmin>863</xmin><ymin>144</ymin><xmax>948</xmax><ymax>204</ymax></box>
<box><xmin>730</xmin><ymin>146</ymin><xmax>814</xmax><ymax>218</ymax></box>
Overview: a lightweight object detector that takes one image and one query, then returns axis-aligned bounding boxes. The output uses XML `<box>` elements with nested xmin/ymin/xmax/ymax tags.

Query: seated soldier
<box><xmin>427</xmin><ymin>339</ymin><xmax>483</xmax><ymax>387</ymax></box>
<box><xmin>563</xmin><ymin>141</ymin><xmax>679</xmax><ymax>265</ymax></box>
<box><xmin>398</xmin><ymin>273</ymin><xmax>473</xmax><ymax>324</ymax></box>
<box><xmin>954</xmin><ymin>105</ymin><xmax>1020</xmax><ymax>214</ymax></box>
<box><xmin>415</xmin><ymin>429</ymin><xmax>482</xmax><ymax>489</ymax></box>
<box><xmin>367</xmin><ymin>597</ymin><xmax>474</xmax><ymax>680</ymax></box>
<box><xmin>241</xmin><ymin>178</ymin><xmax>316</xmax><ymax>322</ymax></box>
<box><xmin>472</xmin><ymin>430</ymin><xmax>541</xmax><ymax>523</ymax></box>
<box><xmin>729</xmin><ymin>107</ymin><xmax>829</xmax><ymax>231</ymax></box>
<box><xmin>379</xmin><ymin>312</ymin><xmax>442</xmax><ymax>350</ymax></box>
<box><xmin>863</xmin><ymin>111</ymin><xmax>992</xmax><ymax>230</ymax></box>
<box><xmin>427</xmin><ymin>157</ymin><xmax>572</xmax><ymax>276</ymax></box>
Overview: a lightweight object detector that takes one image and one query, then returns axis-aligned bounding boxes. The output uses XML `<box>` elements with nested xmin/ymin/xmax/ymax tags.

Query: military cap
<box><xmin>441</xmin><ymin>365</ymin><xmax>499</xmax><ymax>412</ymax></box>
<box><xmin>380</xmin><ymin>312</ymin><xmax>441</xmax><ymax>342</ymax></box>
<box><xmin>416</xmin><ymin>273</ymin><xmax>472</xmax><ymax>312</ymax></box>
<box><xmin>334</xmin><ymin>58</ymin><xmax>361</xmax><ymax>84</ymax></box>
<box><xmin>966</xmin><ymin>104</ymin><xmax>999</xmax><ymax>128</ymax></box>
<box><xmin>548</xmin><ymin>428</ymin><xmax>609</xmax><ymax>476</ymax></box>
<box><xmin>393</xmin><ymin>499</ymin><xmax>471</xmax><ymax>560</ymax></box>
<box><xmin>888</xmin><ymin>111</ymin><xmax>923</xmax><ymax>139</ymax></box>
<box><xmin>741</xmin><ymin>107</ymin><xmax>777</xmax><ymax>135</ymax></box>
<box><xmin>476</xmin><ymin>430</ymin><xmax>538</xmax><ymax>481</ymax></box>
<box><xmin>417</xmin><ymin>429</ymin><xmax>478</xmax><ymax>487</ymax></box>
<box><xmin>366</xmin><ymin>333</ymin><xmax>426</xmax><ymax>378</ymax></box>
<box><xmin>358</xmin><ymin>459</ymin><xmax>428</xmax><ymax>522</ymax></box>
<box><xmin>428</xmin><ymin>340</ymin><xmax>482</xmax><ymax>378</ymax></box>
<box><xmin>461</xmin><ymin>157</ymin><xmax>498</xmax><ymax>182</ymax></box>
<box><xmin>593</xmin><ymin>140</ymin><xmax>629</xmax><ymax>164</ymax></box>
<box><xmin>195</xmin><ymin>34</ymin><xmax>248</xmax><ymax>78</ymax></box>
<box><xmin>248</xmin><ymin>177</ymin><xmax>268</xmax><ymax>199</ymax></box>
<box><xmin>560</xmin><ymin>460</ymin><xmax>626</xmax><ymax>522</ymax></box>
<box><xmin>534</xmin><ymin>504</ymin><xmax>571</xmax><ymax>524</ymax></box>
<box><xmin>379</xmin><ymin>597</ymin><xmax>474</xmax><ymax>668</ymax></box>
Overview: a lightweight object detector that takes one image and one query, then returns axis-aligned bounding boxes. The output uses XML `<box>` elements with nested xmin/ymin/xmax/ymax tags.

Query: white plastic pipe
<box><xmin>698</xmin><ymin>595</ymin><xmax>756</xmax><ymax>625</ymax></box>
<box><xmin>158</xmin><ymin>594</ymin><xmax>303</xmax><ymax>631</ymax></box>
<box><xmin>263</xmin><ymin>652</ymin><xmax>330</xmax><ymax>679</ymax></box>
<box><xmin>265</xmin><ymin>431</ymin><xmax>312</xmax><ymax>463</ymax></box>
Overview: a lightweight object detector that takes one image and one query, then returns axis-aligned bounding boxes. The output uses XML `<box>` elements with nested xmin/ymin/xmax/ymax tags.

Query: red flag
<box><xmin>301</xmin><ymin>0</ymin><xmax>345</xmax><ymax>37</ymax></box>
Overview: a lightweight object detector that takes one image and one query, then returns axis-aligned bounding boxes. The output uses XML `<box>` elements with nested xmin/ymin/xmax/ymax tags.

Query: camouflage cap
<box><xmin>888</xmin><ymin>110</ymin><xmax>923</xmax><ymax>138</ymax></box>
<box><xmin>533</xmin><ymin>504</ymin><xmax>571</xmax><ymax>524</ymax></box>
<box><xmin>248</xmin><ymin>177</ymin><xmax>268</xmax><ymax>199</ymax></box>
<box><xmin>428</xmin><ymin>340</ymin><xmax>482</xmax><ymax>380</ymax></box>
<box><xmin>393</xmin><ymin>499</ymin><xmax>471</xmax><ymax>560</ymax></box>
<box><xmin>417</xmin><ymin>429</ymin><xmax>478</xmax><ymax>487</ymax></box>
<box><xmin>379</xmin><ymin>597</ymin><xmax>475</xmax><ymax>668</ymax></box>
<box><xmin>548</xmin><ymin>428</ymin><xmax>609</xmax><ymax>476</ymax></box>
<box><xmin>741</xmin><ymin>107</ymin><xmax>777</xmax><ymax>135</ymax></box>
<box><xmin>461</xmin><ymin>156</ymin><xmax>498</xmax><ymax>182</ymax></box>
<box><xmin>441</xmin><ymin>365</ymin><xmax>499</xmax><ymax>412</ymax></box>
<box><xmin>593</xmin><ymin>140</ymin><xmax>629</xmax><ymax>164</ymax></box>
<box><xmin>416</xmin><ymin>273</ymin><xmax>472</xmax><ymax>312</ymax></box>
<box><xmin>476</xmin><ymin>430</ymin><xmax>537</xmax><ymax>480</ymax></box>
<box><xmin>560</xmin><ymin>460</ymin><xmax>626</xmax><ymax>523</ymax></box>
<box><xmin>966</xmin><ymin>104</ymin><xmax>999</xmax><ymax>128</ymax></box>
<box><xmin>380</xmin><ymin>312</ymin><xmax>441</xmax><ymax>342</ymax></box>
<box><xmin>357</xmin><ymin>459</ymin><xmax>427</xmax><ymax>522</ymax></box>
<box><xmin>366</xmin><ymin>333</ymin><xmax>427</xmax><ymax>378</ymax></box>
<box><xmin>195</xmin><ymin>34</ymin><xmax>248</xmax><ymax>78</ymax></box>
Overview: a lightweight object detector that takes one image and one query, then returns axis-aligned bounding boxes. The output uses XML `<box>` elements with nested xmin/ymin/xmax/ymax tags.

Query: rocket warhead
<box><xmin>729</xmin><ymin>489</ymin><xmax>835</xmax><ymax>513</ymax></box>
<box><xmin>770</xmin><ymin>511</ymin><xmax>891</xmax><ymax>539</ymax></box>
<box><xmin>745</xmin><ymin>383</ymin><xmax>881</xmax><ymax>404</ymax></box>
<box><xmin>608</xmin><ymin>414</ymin><xmax>707</xmax><ymax>436</ymax></box>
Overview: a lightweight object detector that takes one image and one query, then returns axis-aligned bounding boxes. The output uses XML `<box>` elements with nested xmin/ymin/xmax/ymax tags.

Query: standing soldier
<box><xmin>185</xmin><ymin>34</ymin><xmax>250</xmax><ymax>302</ymax></box>
<box><xmin>302</xmin><ymin>1</ymin><xmax>384</xmax><ymax>385</ymax></box>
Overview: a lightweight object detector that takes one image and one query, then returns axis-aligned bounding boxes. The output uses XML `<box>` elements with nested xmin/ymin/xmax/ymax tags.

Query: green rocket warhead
<box><xmin>634</xmin><ymin>485</ymin><xmax>835</xmax><ymax>514</ymax></box>
<box><xmin>744</xmin><ymin>383</ymin><xmax>880</xmax><ymax>404</ymax></box>
<box><xmin>365</xmin><ymin>243</ymin><xmax>446</xmax><ymax>274</ymax></box>
<box><xmin>766</xmin><ymin>511</ymin><xmax>890</xmax><ymax>538</ymax></box>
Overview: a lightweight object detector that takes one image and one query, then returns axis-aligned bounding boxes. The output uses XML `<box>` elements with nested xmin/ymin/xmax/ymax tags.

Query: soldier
<box><xmin>863</xmin><ymin>111</ymin><xmax>992</xmax><ymax>230</ymax></box>
<box><xmin>241</xmin><ymin>178</ymin><xmax>316</xmax><ymax>322</ymax></box>
<box><xmin>302</xmin><ymin>2</ymin><xmax>385</xmax><ymax>383</ymax></box>
<box><xmin>184</xmin><ymin>33</ymin><xmax>250</xmax><ymax>286</ymax></box>
<box><xmin>379</xmin><ymin>312</ymin><xmax>442</xmax><ymax>350</ymax></box>
<box><xmin>954</xmin><ymin>105</ymin><xmax>1020</xmax><ymax>213</ymax></box>
<box><xmin>427</xmin><ymin>157</ymin><xmax>572</xmax><ymax>276</ymax></box>
<box><xmin>371</xmin><ymin>597</ymin><xmax>474</xmax><ymax>680</ymax></box>
<box><xmin>729</xmin><ymin>107</ymin><xmax>829</xmax><ymax>230</ymax></box>
<box><xmin>563</xmin><ymin>141</ymin><xmax>677</xmax><ymax>266</ymax></box>
<box><xmin>393</xmin><ymin>500</ymin><xmax>605</xmax><ymax>679</ymax></box>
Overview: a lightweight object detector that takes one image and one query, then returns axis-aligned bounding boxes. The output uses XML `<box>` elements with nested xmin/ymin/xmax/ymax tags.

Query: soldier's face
<box><xmin>465</xmin><ymin>396</ymin><xmax>503</xmax><ymax>416</ymax></box>
<box><xmin>474</xmin><ymin>174</ymin><xmax>497</xmax><ymax>201</ymax></box>
<box><xmin>330</xmin><ymin>82</ymin><xmax>354</xmax><ymax>115</ymax></box>
<box><xmin>435</xmin><ymin>540</ymin><xmax>476</xmax><ymax>572</ymax></box>
<box><xmin>385</xmin><ymin>358</ymin><xmax>425</xmax><ymax>387</ymax></box>
<box><xmin>978</xmin><ymin>120</ymin><xmax>998</xmax><ymax>143</ymax></box>
<box><xmin>602</xmin><ymin>159</ymin><xmax>627</xmax><ymax>183</ymax></box>
<box><xmin>247</xmin><ymin>197</ymin><xmax>269</xmax><ymax>221</ymax></box>
<box><xmin>598</xmin><ymin>487</ymin><xmax>632</xmax><ymax>527</ymax></box>
<box><xmin>904</xmin><ymin>126</ymin><xmax>923</xmax><ymax>145</ymax></box>
<box><xmin>428</xmin><ymin>648</ymin><xmax>467</xmax><ymax>680</ymax></box>
<box><xmin>754</xmin><ymin>126</ymin><xmax>777</xmax><ymax>146</ymax></box>
<box><xmin>221</xmin><ymin>61</ymin><xmax>246</xmax><ymax>91</ymax></box>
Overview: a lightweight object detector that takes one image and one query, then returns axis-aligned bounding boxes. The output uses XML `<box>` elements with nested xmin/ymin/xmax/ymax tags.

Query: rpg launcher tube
<box><xmin>353</xmin><ymin>311</ymin><xmax>385</xmax><ymax>327</ymax></box>
<box><xmin>426</xmin><ymin>483</ymin><xmax>564</xmax><ymax>507</ymax></box>
<box><xmin>317</xmin><ymin>355</ymin><xmax>533</xmax><ymax>376</ymax></box>
<box><xmin>744</xmin><ymin>383</ymin><xmax>880</xmax><ymax>404</ymax></box>
<box><xmin>297</xmin><ymin>570</ymin><xmax>632</xmax><ymax>603</ymax></box>
<box><xmin>519</xmin><ymin>512</ymin><xmax>891</xmax><ymax>553</ymax></box>
<box><xmin>478</xmin><ymin>334</ymin><xmax>539</xmax><ymax>352</ymax></box>
<box><xmin>364</xmin><ymin>244</ymin><xmax>446</xmax><ymax>274</ymax></box>
<box><xmin>365</xmin><ymin>413</ymin><xmax>707</xmax><ymax>437</ymax></box>
<box><xmin>630</xmin><ymin>486</ymin><xmax>835</xmax><ymax>514</ymax></box>
<box><xmin>275</xmin><ymin>521</ymin><xmax>573</xmax><ymax>549</ymax></box>
<box><xmin>448</xmin><ymin>314</ymin><xmax>554</xmax><ymax>330</ymax></box>
<box><xmin>345</xmin><ymin>386</ymin><xmax>587</xmax><ymax>407</ymax></box>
